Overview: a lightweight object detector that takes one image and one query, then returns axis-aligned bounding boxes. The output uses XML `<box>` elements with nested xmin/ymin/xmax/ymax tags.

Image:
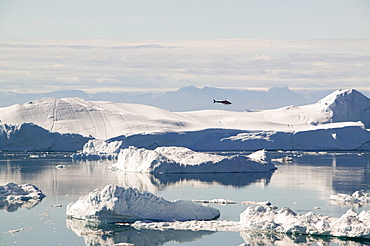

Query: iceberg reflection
<box><xmin>0</xmin><ymin>198</ymin><xmax>44</xmax><ymax>212</ymax></box>
<box><xmin>66</xmin><ymin>218</ymin><xmax>215</xmax><ymax>246</ymax></box>
<box><xmin>241</xmin><ymin>231</ymin><xmax>370</xmax><ymax>246</ymax></box>
<box><xmin>116</xmin><ymin>171</ymin><xmax>274</xmax><ymax>192</ymax></box>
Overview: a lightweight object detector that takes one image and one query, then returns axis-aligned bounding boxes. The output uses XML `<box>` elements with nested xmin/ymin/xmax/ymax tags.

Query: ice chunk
<box><xmin>0</xmin><ymin>182</ymin><xmax>46</xmax><ymax>212</ymax></box>
<box><xmin>72</xmin><ymin>139</ymin><xmax>128</xmax><ymax>160</ymax></box>
<box><xmin>111</xmin><ymin>147</ymin><xmax>276</xmax><ymax>173</ymax></box>
<box><xmin>133</xmin><ymin>205</ymin><xmax>370</xmax><ymax>239</ymax></box>
<box><xmin>330</xmin><ymin>191</ymin><xmax>370</xmax><ymax>207</ymax></box>
<box><xmin>66</xmin><ymin>184</ymin><xmax>220</xmax><ymax>223</ymax></box>
<box><xmin>240</xmin><ymin>206</ymin><xmax>370</xmax><ymax>239</ymax></box>
<box><xmin>193</xmin><ymin>199</ymin><xmax>236</xmax><ymax>205</ymax></box>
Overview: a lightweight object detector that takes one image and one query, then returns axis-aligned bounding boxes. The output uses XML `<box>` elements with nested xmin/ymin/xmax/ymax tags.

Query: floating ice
<box><xmin>240</xmin><ymin>206</ymin><xmax>370</xmax><ymax>239</ymax></box>
<box><xmin>193</xmin><ymin>199</ymin><xmax>236</xmax><ymax>205</ymax></box>
<box><xmin>0</xmin><ymin>182</ymin><xmax>46</xmax><ymax>212</ymax></box>
<box><xmin>133</xmin><ymin>205</ymin><xmax>370</xmax><ymax>239</ymax></box>
<box><xmin>330</xmin><ymin>191</ymin><xmax>370</xmax><ymax>206</ymax></box>
<box><xmin>66</xmin><ymin>184</ymin><xmax>220</xmax><ymax>223</ymax></box>
<box><xmin>241</xmin><ymin>200</ymin><xmax>272</xmax><ymax>206</ymax></box>
<box><xmin>111</xmin><ymin>147</ymin><xmax>276</xmax><ymax>173</ymax></box>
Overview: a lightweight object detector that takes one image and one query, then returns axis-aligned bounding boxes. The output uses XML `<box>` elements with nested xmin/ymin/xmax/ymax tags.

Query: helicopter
<box><xmin>213</xmin><ymin>99</ymin><xmax>232</xmax><ymax>105</ymax></box>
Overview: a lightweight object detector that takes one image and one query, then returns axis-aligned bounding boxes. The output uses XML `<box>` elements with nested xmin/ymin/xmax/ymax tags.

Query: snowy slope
<box><xmin>0</xmin><ymin>97</ymin><xmax>206</xmax><ymax>140</ymax></box>
<box><xmin>0</xmin><ymin>89</ymin><xmax>369</xmax><ymax>151</ymax></box>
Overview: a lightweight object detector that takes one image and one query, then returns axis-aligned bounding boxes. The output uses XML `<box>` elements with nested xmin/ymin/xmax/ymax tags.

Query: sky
<box><xmin>0</xmin><ymin>0</ymin><xmax>370</xmax><ymax>93</ymax></box>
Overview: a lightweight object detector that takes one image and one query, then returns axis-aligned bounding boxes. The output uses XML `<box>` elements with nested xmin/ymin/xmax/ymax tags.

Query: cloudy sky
<box><xmin>0</xmin><ymin>0</ymin><xmax>369</xmax><ymax>93</ymax></box>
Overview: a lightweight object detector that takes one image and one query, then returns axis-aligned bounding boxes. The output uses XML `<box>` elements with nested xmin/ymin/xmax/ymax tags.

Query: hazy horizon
<box><xmin>1</xmin><ymin>1</ymin><xmax>369</xmax><ymax>93</ymax></box>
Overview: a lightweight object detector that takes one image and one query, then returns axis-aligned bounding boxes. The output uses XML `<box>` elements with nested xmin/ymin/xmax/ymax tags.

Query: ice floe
<box><xmin>241</xmin><ymin>200</ymin><xmax>272</xmax><ymax>206</ymax></box>
<box><xmin>0</xmin><ymin>182</ymin><xmax>46</xmax><ymax>212</ymax></box>
<box><xmin>330</xmin><ymin>191</ymin><xmax>370</xmax><ymax>207</ymax></box>
<box><xmin>133</xmin><ymin>205</ymin><xmax>370</xmax><ymax>239</ymax></box>
<box><xmin>111</xmin><ymin>147</ymin><xmax>276</xmax><ymax>173</ymax></box>
<box><xmin>193</xmin><ymin>199</ymin><xmax>236</xmax><ymax>205</ymax></box>
<box><xmin>66</xmin><ymin>184</ymin><xmax>220</xmax><ymax>223</ymax></box>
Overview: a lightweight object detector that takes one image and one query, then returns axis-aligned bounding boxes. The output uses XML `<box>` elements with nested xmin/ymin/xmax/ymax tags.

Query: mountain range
<box><xmin>0</xmin><ymin>86</ymin><xmax>340</xmax><ymax>112</ymax></box>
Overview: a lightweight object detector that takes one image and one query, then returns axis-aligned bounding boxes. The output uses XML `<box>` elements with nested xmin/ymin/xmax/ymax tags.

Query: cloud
<box><xmin>0</xmin><ymin>39</ymin><xmax>369</xmax><ymax>92</ymax></box>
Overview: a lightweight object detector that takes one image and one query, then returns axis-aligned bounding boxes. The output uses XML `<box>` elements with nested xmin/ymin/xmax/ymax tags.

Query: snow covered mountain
<box><xmin>0</xmin><ymin>86</ymin><xmax>332</xmax><ymax>111</ymax></box>
<box><xmin>0</xmin><ymin>89</ymin><xmax>369</xmax><ymax>151</ymax></box>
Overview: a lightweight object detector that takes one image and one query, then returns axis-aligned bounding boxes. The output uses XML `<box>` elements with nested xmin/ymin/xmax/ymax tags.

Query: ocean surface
<box><xmin>0</xmin><ymin>151</ymin><xmax>369</xmax><ymax>246</ymax></box>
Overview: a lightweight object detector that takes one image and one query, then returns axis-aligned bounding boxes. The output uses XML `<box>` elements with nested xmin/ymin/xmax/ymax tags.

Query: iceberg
<box><xmin>0</xmin><ymin>89</ymin><xmax>369</xmax><ymax>151</ymax></box>
<box><xmin>111</xmin><ymin>147</ymin><xmax>276</xmax><ymax>173</ymax></box>
<box><xmin>133</xmin><ymin>205</ymin><xmax>370</xmax><ymax>239</ymax></box>
<box><xmin>330</xmin><ymin>191</ymin><xmax>370</xmax><ymax>206</ymax></box>
<box><xmin>66</xmin><ymin>184</ymin><xmax>220</xmax><ymax>223</ymax></box>
<box><xmin>0</xmin><ymin>182</ymin><xmax>46</xmax><ymax>212</ymax></box>
<box><xmin>240</xmin><ymin>206</ymin><xmax>370</xmax><ymax>239</ymax></box>
<box><xmin>72</xmin><ymin>139</ymin><xmax>128</xmax><ymax>160</ymax></box>
<box><xmin>0</xmin><ymin>122</ymin><xmax>90</xmax><ymax>151</ymax></box>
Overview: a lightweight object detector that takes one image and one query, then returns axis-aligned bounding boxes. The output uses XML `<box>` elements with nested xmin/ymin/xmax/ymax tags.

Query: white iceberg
<box><xmin>0</xmin><ymin>89</ymin><xmax>369</xmax><ymax>151</ymax></box>
<box><xmin>240</xmin><ymin>206</ymin><xmax>370</xmax><ymax>239</ymax></box>
<box><xmin>72</xmin><ymin>139</ymin><xmax>128</xmax><ymax>160</ymax></box>
<box><xmin>66</xmin><ymin>184</ymin><xmax>220</xmax><ymax>223</ymax></box>
<box><xmin>330</xmin><ymin>191</ymin><xmax>370</xmax><ymax>206</ymax></box>
<box><xmin>133</xmin><ymin>205</ymin><xmax>370</xmax><ymax>239</ymax></box>
<box><xmin>0</xmin><ymin>182</ymin><xmax>46</xmax><ymax>212</ymax></box>
<box><xmin>111</xmin><ymin>147</ymin><xmax>276</xmax><ymax>173</ymax></box>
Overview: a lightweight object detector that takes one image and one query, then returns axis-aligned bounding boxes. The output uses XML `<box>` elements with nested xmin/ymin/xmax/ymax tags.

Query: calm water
<box><xmin>0</xmin><ymin>151</ymin><xmax>370</xmax><ymax>246</ymax></box>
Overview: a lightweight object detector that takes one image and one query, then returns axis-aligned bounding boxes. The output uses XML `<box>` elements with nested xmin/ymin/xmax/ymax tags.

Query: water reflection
<box><xmin>272</xmin><ymin>151</ymin><xmax>370</xmax><ymax>195</ymax></box>
<box><xmin>66</xmin><ymin>218</ymin><xmax>215</xmax><ymax>246</ymax></box>
<box><xmin>116</xmin><ymin>171</ymin><xmax>273</xmax><ymax>193</ymax></box>
<box><xmin>66</xmin><ymin>218</ymin><xmax>370</xmax><ymax>246</ymax></box>
<box><xmin>0</xmin><ymin>197</ymin><xmax>44</xmax><ymax>212</ymax></box>
<box><xmin>1</xmin><ymin>151</ymin><xmax>369</xmax><ymax>198</ymax></box>
<box><xmin>152</xmin><ymin>172</ymin><xmax>273</xmax><ymax>188</ymax></box>
<box><xmin>240</xmin><ymin>231</ymin><xmax>370</xmax><ymax>246</ymax></box>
